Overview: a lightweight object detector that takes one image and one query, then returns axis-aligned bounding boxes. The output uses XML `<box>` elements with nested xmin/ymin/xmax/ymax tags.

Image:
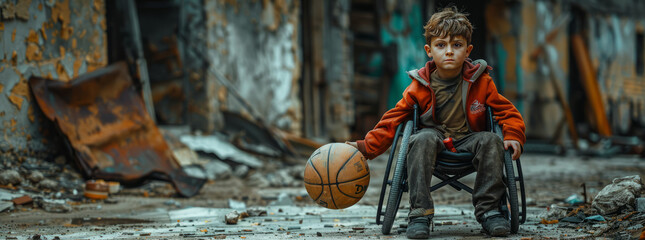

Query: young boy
<box><xmin>347</xmin><ymin>7</ymin><xmax>525</xmax><ymax>239</ymax></box>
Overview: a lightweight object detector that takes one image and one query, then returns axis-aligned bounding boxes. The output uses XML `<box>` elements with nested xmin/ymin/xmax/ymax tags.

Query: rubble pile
<box><xmin>539</xmin><ymin>175</ymin><xmax>645</xmax><ymax>238</ymax></box>
<box><xmin>0</xmin><ymin>155</ymin><xmax>88</xmax><ymax>212</ymax></box>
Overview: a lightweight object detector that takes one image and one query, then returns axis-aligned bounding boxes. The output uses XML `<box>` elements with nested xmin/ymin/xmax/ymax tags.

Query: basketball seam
<box><xmin>303</xmin><ymin>172</ymin><xmax>370</xmax><ymax>185</ymax></box>
<box><xmin>327</xmin><ymin>144</ymin><xmax>338</xmax><ymax>209</ymax></box>
<box><xmin>335</xmin><ymin>149</ymin><xmax>360</xmax><ymax>187</ymax></box>
<box><xmin>335</xmin><ymin>174</ymin><xmax>370</xmax><ymax>199</ymax></box>
<box><xmin>307</xmin><ymin>158</ymin><xmax>324</xmax><ymax>201</ymax></box>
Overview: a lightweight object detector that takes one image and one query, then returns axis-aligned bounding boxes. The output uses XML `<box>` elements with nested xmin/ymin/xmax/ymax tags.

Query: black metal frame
<box><xmin>376</xmin><ymin>104</ymin><xmax>527</xmax><ymax>234</ymax></box>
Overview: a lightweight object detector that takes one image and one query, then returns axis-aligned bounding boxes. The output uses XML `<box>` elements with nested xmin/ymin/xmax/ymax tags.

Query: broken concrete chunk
<box><xmin>233</xmin><ymin>165</ymin><xmax>249</xmax><ymax>178</ymax></box>
<box><xmin>204</xmin><ymin>160</ymin><xmax>232</xmax><ymax>180</ymax></box>
<box><xmin>34</xmin><ymin>198</ymin><xmax>72</xmax><ymax>213</ymax></box>
<box><xmin>246</xmin><ymin>207</ymin><xmax>267</xmax><ymax>217</ymax></box>
<box><xmin>38</xmin><ymin>179</ymin><xmax>58</xmax><ymax>190</ymax></box>
<box><xmin>225</xmin><ymin>210</ymin><xmax>240</xmax><ymax>224</ymax></box>
<box><xmin>179</xmin><ymin>135</ymin><xmax>263</xmax><ymax>168</ymax></box>
<box><xmin>592</xmin><ymin>175</ymin><xmax>643</xmax><ymax>215</ymax></box>
<box><xmin>539</xmin><ymin>204</ymin><xmax>568</xmax><ymax>221</ymax></box>
<box><xmin>637</xmin><ymin>198</ymin><xmax>645</xmax><ymax>212</ymax></box>
<box><xmin>27</xmin><ymin>171</ymin><xmax>44</xmax><ymax>183</ymax></box>
<box><xmin>0</xmin><ymin>201</ymin><xmax>13</xmax><ymax>212</ymax></box>
<box><xmin>0</xmin><ymin>170</ymin><xmax>22</xmax><ymax>185</ymax></box>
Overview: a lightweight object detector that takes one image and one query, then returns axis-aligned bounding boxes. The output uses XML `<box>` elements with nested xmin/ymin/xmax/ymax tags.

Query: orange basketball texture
<box><xmin>304</xmin><ymin>143</ymin><xmax>370</xmax><ymax>209</ymax></box>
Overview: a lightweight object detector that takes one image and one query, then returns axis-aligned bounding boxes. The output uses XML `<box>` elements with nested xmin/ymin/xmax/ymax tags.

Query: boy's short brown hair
<box><xmin>423</xmin><ymin>6</ymin><xmax>473</xmax><ymax>45</ymax></box>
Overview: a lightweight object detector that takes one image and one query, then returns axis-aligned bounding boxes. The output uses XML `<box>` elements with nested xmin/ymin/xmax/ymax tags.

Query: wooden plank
<box><xmin>571</xmin><ymin>34</ymin><xmax>612</xmax><ymax>137</ymax></box>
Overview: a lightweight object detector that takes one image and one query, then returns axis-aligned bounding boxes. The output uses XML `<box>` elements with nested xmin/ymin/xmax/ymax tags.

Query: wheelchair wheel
<box><xmin>502</xmin><ymin>150</ymin><xmax>520</xmax><ymax>234</ymax></box>
<box><xmin>382</xmin><ymin>120</ymin><xmax>413</xmax><ymax>235</ymax></box>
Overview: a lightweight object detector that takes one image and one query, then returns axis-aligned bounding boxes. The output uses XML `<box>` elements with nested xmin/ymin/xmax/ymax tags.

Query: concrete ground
<box><xmin>1</xmin><ymin>153</ymin><xmax>645</xmax><ymax>239</ymax></box>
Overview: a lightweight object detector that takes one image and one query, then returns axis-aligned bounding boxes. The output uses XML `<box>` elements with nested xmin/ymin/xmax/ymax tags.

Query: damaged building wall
<box><xmin>201</xmin><ymin>0</ymin><xmax>302</xmax><ymax>135</ymax></box>
<box><xmin>0</xmin><ymin>0</ymin><xmax>107</xmax><ymax>157</ymax></box>
<box><xmin>514</xmin><ymin>0</ymin><xmax>570</xmax><ymax>140</ymax></box>
<box><xmin>136</xmin><ymin>0</ymin><xmax>187</xmax><ymax>125</ymax></box>
<box><xmin>321</xmin><ymin>0</ymin><xmax>353</xmax><ymax>141</ymax></box>
<box><xmin>584</xmin><ymin>11</ymin><xmax>645</xmax><ymax>136</ymax></box>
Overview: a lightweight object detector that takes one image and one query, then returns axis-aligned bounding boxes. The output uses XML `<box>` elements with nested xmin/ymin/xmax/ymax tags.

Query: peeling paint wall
<box><xmin>0</xmin><ymin>0</ymin><xmax>107</xmax><ymax>157</ymax></box>
<box><xmin>202</xmin><ymin>0</ymin><xmax>302</xmax><ymax>134</ymax></box>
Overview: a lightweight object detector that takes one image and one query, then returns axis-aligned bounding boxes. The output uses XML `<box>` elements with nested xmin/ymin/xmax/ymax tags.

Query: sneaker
<box><xmin>406</xmin><ymin>216</ymin><xmax>430</xmax><ymax>239</ymax></box>
<box><xmin>480</xmin><ymin>213</ymin><xmax>510</xmax><ymax>237</ymax></box>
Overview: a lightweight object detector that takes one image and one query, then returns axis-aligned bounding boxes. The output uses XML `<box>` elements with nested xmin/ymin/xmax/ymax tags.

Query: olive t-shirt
<box><xmin>430</xmin><ymin>70</ymin><xmax>470</xmax><ymax>140</ymax></box>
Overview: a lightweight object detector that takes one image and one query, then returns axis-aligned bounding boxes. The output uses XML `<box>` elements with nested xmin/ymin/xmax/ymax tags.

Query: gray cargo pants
<box><xmin>406</xmin><ymin>128</ymin><xmax>506</xmax><ymax>221</ymax></box>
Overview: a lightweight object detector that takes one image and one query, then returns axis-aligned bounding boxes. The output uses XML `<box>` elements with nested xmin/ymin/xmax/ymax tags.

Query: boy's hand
<box><xmin>503</xmin><ymin>140</ymin><xmax>522</xmax><ymax>160</ymax></box>
<box><xmin>345</xmin><ymin>141</ymin><xmax>358</xmax><ymax>149</ymax></box>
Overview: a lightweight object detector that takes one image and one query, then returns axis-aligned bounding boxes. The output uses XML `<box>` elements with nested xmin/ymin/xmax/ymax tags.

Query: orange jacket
<box><xmin>356</xmin><ymin>60</ymin><xmax>526</xmax><ymax>160</ymax></box>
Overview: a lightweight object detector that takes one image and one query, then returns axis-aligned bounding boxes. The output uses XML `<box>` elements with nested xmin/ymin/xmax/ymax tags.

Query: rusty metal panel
<box><xmin>29</xmin><ymin>62</ymin><xmax>205</xmax><ymax>197</ymax></box>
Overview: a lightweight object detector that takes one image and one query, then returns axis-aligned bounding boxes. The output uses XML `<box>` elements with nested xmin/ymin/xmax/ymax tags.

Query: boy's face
<box><xmin>424</xmin><ymin>35</ymin><xmax>473</xmax><ymax>72</ymax></box>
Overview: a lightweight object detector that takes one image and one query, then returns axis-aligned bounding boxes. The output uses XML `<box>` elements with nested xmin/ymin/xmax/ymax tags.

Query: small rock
<box><xmin>27</xmin><ymin>171</ymin><xmax>44</xmax><ymax>183</ymax></box>
<box><xmin>316</xmin><ymin>232</ymin><xmax>322</xmax><ymax>237</ymax></box>
<box><xmin>203</xmin><ymin>160</ymin><xmax>232</xmax><ymax>180</ymax></box>
<box><xmin>0</xmin><ymin>170</ymin><xmax>22</xmax><ymax>185</ymax></box>
<box><xmin>636</xmin><ymin>198</ymin><xmax>645</xmax><ymax>212</ymax></box>
<box><xmin>38</xmin><ymin>179</ymin><xmax>58</xmax><ymax>190</ymax></box>
<box><xmin>34</xmin><ymin>198</ymin><xmax>72</xmax><ymax>213</ymax></box>
<box><xmin>225</xmin><ymin>210</ymin><xmax>240</xmax><ymax>224</ymax></box>
<box><xmin>246</xmin><ymin>207</ymin><xmax>267</xmax><ymax>217</ymax></box>
<box><xmin>233</xmin><ymin>165</ymin><xmax>249</xmax><ymax>178</ymax></box>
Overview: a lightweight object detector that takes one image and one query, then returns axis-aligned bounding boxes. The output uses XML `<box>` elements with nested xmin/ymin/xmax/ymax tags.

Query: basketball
<box><xmin>303</xmin><ymin>143</ymin><xmax>370</xmax><ymax>209</ymax></box>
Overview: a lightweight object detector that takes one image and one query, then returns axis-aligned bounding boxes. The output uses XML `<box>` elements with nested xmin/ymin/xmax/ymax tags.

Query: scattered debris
<box><xmin>246</xmin><ymin>207</ymin><xmax>267</xmax><ymax>217</ymax></box>
<box><xmin>34</xmin><ymin>198</ymin><xmax>72</xmax><ymax>213</ymax></box>
<box><xmin>0</xmin><ymin>170</ymin><xmax>22</xmax><ymax>185</ymax></box>
<box><xmin>225</xmin><ymin>210</ymin><xmax>241</xmax><ymax>224</ymax></box>
<box><xmin>11</xmin><ymin>195</ymin><xmax>32</xmax><ymax>205</ymax></box>
<box><xmin>27</xmin><ymin>171</ymin><xmax>44</xmax><ymax>183</ymax></box>
<box><xmin>0</xmin><ymin>201</ymin><xmax>12</xmax><ymax>212</ymax></box>
<box><xmin>203</xmin><ymin>160</ymin><xmax>232</xmax><ymax>180</ymax></box>
<box><xmin>637</xmin><ymin>198</ymin><xmax>645</xmax><ymax>212</ymax></box>
<box><xmin>180</xmin><ymin>134</ymin><xmax>264</xmax><ymax>168</ymax></box>
<box><xmin>84</xmin><ymin>180</ymin><xmax>109</xmax><ymax>200</ymax></box>
<box><xmin>592</xmin><ymin>175</ymin><xmax>643</xmax><ymax>215</ymax></box>
<box><xmin>38</xmin><ymin>179</ymin><xmax>58</xmax><ymax>191</ymax></box>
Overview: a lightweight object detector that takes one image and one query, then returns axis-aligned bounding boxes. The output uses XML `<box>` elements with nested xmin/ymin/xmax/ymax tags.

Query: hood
<box><xmin>407</xmin><ymin>59</ymin><xmax>490</xmax><ymax>87</ymax></box>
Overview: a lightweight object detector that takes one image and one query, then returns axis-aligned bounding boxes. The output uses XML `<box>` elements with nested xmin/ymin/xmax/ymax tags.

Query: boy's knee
<box><xmin>477</xmin><ymin>132</ymin><xmax>503</xmax><ymax>148</ymax></box>
<box><xmin>411</xmin><ymin>131</ymin><xmax>443</xmax><ymax>146</ymax></box>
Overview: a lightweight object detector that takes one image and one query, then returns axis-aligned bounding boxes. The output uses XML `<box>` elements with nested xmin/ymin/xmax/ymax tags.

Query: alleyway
<box><xmin>2</xmin><ymin>153</ymin><xmax>645</xmax><ymax>239</ymax></box>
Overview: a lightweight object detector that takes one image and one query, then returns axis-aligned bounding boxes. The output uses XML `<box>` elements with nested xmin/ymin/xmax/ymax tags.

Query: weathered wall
<box><xmin>0</xmin><ymin>0</ymin><xmax>107</xmax><ymax>157</ymax></box>
<box><xmin>515</xmin><ymin>0</ymin><xmax>569</xmax><ymax>140</ymax></box>
<box><xmin>202</xmin><ymin>0</ymin><xmax>302</xmax><ymax>134</ymax></box>
<box><xmin>585</xmin><ymin>14</ymin><xmax>645</xmax><ymax>134</ymax></box>
<box><xmin>322</xmin><ymin>0</ymin><xmax>353</xmax><ymax>140</ymax></box>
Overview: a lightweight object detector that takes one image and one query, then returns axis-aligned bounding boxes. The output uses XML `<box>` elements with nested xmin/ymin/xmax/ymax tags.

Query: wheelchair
<box><xmin>376</xmin><ymin>104</ymin><xmax>527</xmax><ymax>235</ymax></box>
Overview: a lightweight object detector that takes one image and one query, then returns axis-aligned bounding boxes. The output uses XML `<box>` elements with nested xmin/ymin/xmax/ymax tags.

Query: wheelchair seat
<box><xmin>376</xmin><ymin>104</ymin><xmax>526</xmax><ymax>236</ymax></box>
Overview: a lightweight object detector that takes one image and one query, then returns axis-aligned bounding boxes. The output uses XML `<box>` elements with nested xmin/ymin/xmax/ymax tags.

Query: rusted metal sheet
<box><xmin>29</xmin><ymin>62</ymin><xmax>205</xmax><ymax>197</ymax></box>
